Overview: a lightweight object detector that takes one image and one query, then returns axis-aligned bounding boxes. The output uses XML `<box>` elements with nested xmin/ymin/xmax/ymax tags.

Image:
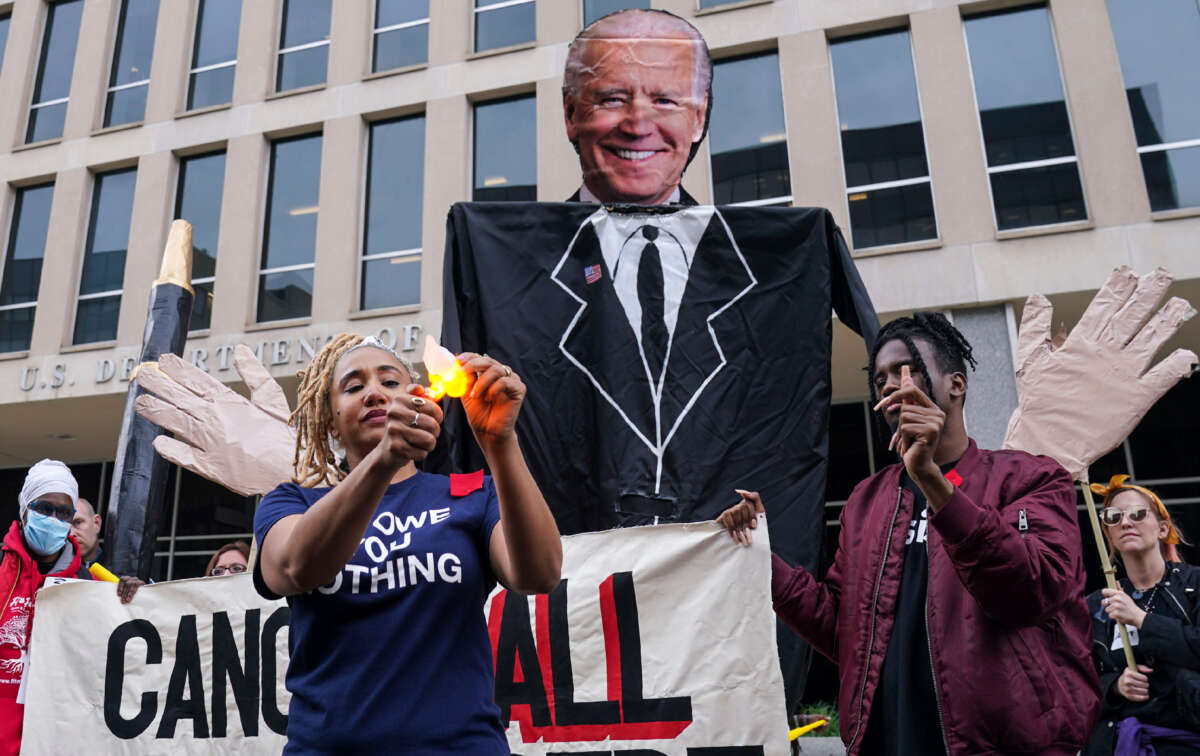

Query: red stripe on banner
<box><xmin>535</xmin><ymin>593</ymin><xmax>554</xmax><ymax>714</ymax></box>
<box><xmin>598</xmin><ymin>574</ymin><xmax>622</xmax><ymax>707</ymax></box>
<box><xmin>521</xmin><ymin>721</ymin><xmax>693</xmax><ymax>743</ymax></box>
<box><xmin>487</xmin><ymin>589</ymin><xmax>507</xmax><ymax>677</ymax></box>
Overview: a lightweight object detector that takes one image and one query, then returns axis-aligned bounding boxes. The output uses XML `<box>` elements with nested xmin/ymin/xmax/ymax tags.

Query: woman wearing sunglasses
<box><xmin>1084</xmin><ymin>475</ymin><xmax>1200</xmax><ymax>756</ymax></box>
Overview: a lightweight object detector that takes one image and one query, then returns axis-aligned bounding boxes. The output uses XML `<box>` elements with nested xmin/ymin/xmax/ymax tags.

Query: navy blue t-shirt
<box><xmin>253</xmin><ymin>472</ymin><xmax>508</xmax><ymax>755</ymax></box>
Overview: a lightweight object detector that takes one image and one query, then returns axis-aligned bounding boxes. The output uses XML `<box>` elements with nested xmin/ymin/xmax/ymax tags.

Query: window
<box><xmin>258</xmin><ymin>134</ymin><xmax>321</xmax><ymax>322</ymax></box>
<box><xmin>104</xmin><ymin>0</ymin><xmax>160</xmax><ymax>127</ymax></box>
<box><xmin>831</xmin><ymin>29</ymin><xmax>936</xmax><ymax>249</ymax></box>
<box><xmin>27</xmin><ymin>0</ymin><xmax>84</xmax><ymax>143</ymax></box>
<box><xmin>583</xmin><ymin>0</ymin><xmax>648</xmax><ymax>26</ymax></box>
<box><xmin>964</xmin><ymin>5</ymin><xmax>1086</xmax><ymax>231</ymax></box>
<box><xmin>277</xmin><ymin>0</ymin><xmax>330</xmax><ymax>92</ymax></box>
<box><xmin>363</xmin><ymin>117</ymin><xmax>424</xmax><ymax>310</ymax></box>
<box><xmin>473</xmin><ymin>95</ymin><xmax>536</xmax><ymax>200</ymax></box>
<box><xmin>175</xmin><ymin>152</ymin><xmax>226</xmax><ymax>331</ymax></box>
<box><xmin>709</xmin><ymin>52</ymin><xmax>791</xmax><ymax>205</ymax></box>
<box><xmin>1107</xmin><ymin>0</ymin><xmax>1200</xmax><ymax>212</ymax></box>
<box><xmin>373</xmin><ymin>0</ymin><xmax>428</xmax><ymax>72</ymax></box>
<box><xmin>0</xmin><ymin>184</ymin><xmax>55</xmax><ymax>353</ymax></box>
<box><xmin>0</xmin><ymin>12</ymin><xmax>11</xmax><ymax>77</ymax></box>
<box><xmin>187</xmin><ymin>0</ymin><xmax>241</xmax><ymax>110</ymax></box>
<box><xmin>474</xmin><ymin>0</ymin><xmax>534</xmax><ymax>53</ymax></box>
<box><xmin>75</xmin><ymin>169</ymin><xmax>137</xmax><ymax>344</ymax></box>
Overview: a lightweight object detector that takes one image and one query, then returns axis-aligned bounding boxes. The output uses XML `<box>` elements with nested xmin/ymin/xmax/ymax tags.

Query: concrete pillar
<box><xmin>310</xmin><ymin>115</ymin><xmax>362</xmax><ymax>322</ymax></box>
<box><xmin>117</xmin><ymin>152</ymin><xmax>173</xmax><ymax>344</ymax></box>
<box><xmin>422</xmin><ymin>95</ymin><xmax>470</xmax><ymax>313</ymax></box>
<box><xmin>0</xmin><ymin>0</ymin><xmax>43</xmax><ymax>148</ymax></box>
<box><xmin>537</xmin><ymin>0</ymin><xmax>578</xmax><ymax>45</ymax></box>
<box><xmin>63</xmin><ymin>0</ymin><xmax>118</xmax><ymax>138</ymax></box>
<box><xmin>1050</xmin><ymin>0</ymin><xmax>1149</xmax><ymax>225</ymax></box>
<box><xmin>209</xmin><ymin>133</ymin><xmax>267</xmax><ymax>334</ymax></box>
<box><xmin>429</xmin><ymin>0</ymin><xmax>470</xmax><ymax>66</ymax></box>
<box><xmin>778</xmin><ymin>30</ymin><xmax>844</xmax><ymax>221</ymax></box>
<box><xmin>910</xmin><ymin>6</ymin><xmax>994</xmax><ymax>246</ymax></box>
<box><xmin>953</xmin><ymin>304</ymin><xmax>1019</xmax><ymax>451</ymax></box>
<box><xmin>30</xmin><ymin>168</ymin><xmax>90</xmax><ymax>352</ymax></box>
<box><xmin>536</xmin><ymin>76</ymin><xmax>579</xmax><ymax>201</ymax></box>
<box><xmin>328</xmin><ymin>0</ymin><xmax>370</xmax><ymax>86</ymax></box>
<box><xmin>685</xmin><ymin>137</ymin><xmax>713</xmax><ymax>206</ymax></box>
<box><xmin>233</xmin><ymin>0</ymin><xmax>276</xmax><ymax>105</ymax></box>
<box><xmin>143</xmin><ymin>0</ymin><xmax>192</xmax><ymax>122</ymax></box>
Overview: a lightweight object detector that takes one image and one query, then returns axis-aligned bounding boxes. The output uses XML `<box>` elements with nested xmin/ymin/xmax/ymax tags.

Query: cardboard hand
<box><xmin>135</xmin><ymin>344</ymin><xmax>296</xmax><ymax>496</ymax></box>
<box><xmin>1002</xmin><ymin>267</ymin><xmax>1197</xmax><ymax>482</ymax></box>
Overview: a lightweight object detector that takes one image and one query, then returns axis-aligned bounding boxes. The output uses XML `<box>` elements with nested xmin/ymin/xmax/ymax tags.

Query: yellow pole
<box><xmin>1081</xmin><ymin>483</ymin><xmax>1136</xmax><ymax>668</ymax></box>
<box><xmin>788</xmin><ymin>719</ymin><xmax>829</xmax><ymax>740</ymax></box>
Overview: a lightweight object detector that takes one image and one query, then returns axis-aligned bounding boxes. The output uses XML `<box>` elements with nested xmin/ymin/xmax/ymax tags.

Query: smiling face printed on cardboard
<box><xmin>564</xmin><ymin>12</ymin><xmax>710</xmax><ymax>205</ymax></box>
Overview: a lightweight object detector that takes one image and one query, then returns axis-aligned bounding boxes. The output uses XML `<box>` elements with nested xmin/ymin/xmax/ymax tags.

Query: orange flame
<box><xmin>423</xmin><ymin>335</ymin><xmax>469</xmax><ymax>401</ymax></box>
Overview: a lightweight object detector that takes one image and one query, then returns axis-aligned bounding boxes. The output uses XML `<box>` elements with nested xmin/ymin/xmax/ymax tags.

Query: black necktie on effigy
<box><xmin>637</xmin><ymin>225</ymin><xmax>668</xmax><ymax>383</ymax></box>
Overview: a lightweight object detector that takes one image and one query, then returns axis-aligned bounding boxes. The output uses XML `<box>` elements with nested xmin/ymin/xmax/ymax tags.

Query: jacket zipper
<box><xmin>849</xmin><ymin>486</ymin><xmax>904</xmax><ymax>750</ymax></box>
<box><xmin>927</xmin><ymin>584</ymin><xmax>950</xmax><ymax>754</ymax></box>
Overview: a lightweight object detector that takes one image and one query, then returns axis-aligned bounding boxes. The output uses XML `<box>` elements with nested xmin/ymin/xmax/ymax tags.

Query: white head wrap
<box><xmin>18</xmin><ymin>459</ymin><xmax>79</xmax><ymax>518</ymax></box>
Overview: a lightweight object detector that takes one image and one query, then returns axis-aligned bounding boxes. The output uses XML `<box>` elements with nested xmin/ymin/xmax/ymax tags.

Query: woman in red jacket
<box><xmin>0</xmin><ymin>459</ymin><xmax>93</xmax><ymax>756</ymax></box>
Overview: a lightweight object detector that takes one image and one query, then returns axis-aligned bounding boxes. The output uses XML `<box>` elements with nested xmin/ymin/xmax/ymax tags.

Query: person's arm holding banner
<box><xmin>718</xmin><ymin>491</ymin><xmax>842</xmax><ymax>660</ymax></box>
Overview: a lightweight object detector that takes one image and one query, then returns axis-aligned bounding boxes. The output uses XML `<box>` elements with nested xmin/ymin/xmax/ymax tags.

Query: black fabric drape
<box><xmin>432</xmin><ymin>202</ymin><xmax>878</xmax><ymax>708</ymax></box>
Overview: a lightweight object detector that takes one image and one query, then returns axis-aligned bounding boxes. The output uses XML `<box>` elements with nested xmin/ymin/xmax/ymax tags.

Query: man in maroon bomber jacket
<box><xmin>720</xmin><ymin>312</ymin><xmax>1100</xmax><ymax>756</ymax></box>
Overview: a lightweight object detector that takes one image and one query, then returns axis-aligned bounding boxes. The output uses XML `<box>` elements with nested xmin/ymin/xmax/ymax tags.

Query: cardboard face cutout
<box><xmin>564</xmin><ymin>31</ymin><xmax>709</xmax><ymax>205</ymax></box>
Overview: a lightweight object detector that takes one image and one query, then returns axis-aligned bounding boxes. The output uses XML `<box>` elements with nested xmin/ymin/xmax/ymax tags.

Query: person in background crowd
<box><xmin>253</xmin><ymin>334</ymin><xmax>561</xmax><ymax>753</ymax></box>
<box><xmin>69</xmin><ymin>498</ymin><xmax>101</xmax><ymax>567</ymax></box>
<box><xmin>718</xmin><ymin>312</ymin><xmax>1099</xmax><ymax>756</ymax></box>
<box><xmin>1085</xmin><ymin>475</ymin><xmax>1200</xmax><ymax>755</ymax></box>
<box><xmin>69</xmin><ymin>496</ymin><xmax>144</xmax><ymax>603</ymax></box>
<box><xmin>205</xmin><ymin>541</ymin><xmax>249</xmax><ymax>577</ymax></box>
<box><xmin>0</xmin><ymin>460</ymin><xmax>94</xmax><ymax>756</ymax></box>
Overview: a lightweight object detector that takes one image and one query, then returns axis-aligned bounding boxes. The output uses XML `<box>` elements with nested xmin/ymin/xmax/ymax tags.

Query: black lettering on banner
<box><xmin>549</xmin><ymin>579</ymin><xmax>620</xmax><ymax>726</ymax></box>
<box><xmin>611</xmin><ymin>572</ymin><xmax>692</xmax><ymax>723</ymax></box>
<box><xmin>156</xmin><ymin>615</ymin><xmax>210</xmax><ymax>739</ymax></box>
<box><xmin>494</xmin><ymin>591</ymin><xmax>551</xmax><ymax>726</ymax></box>
<box><xmin>260</xmin><ymin>607</ymin><xmax>291</xmax><ymax>735</ymax></box>
<box><xmin>211</xmin><ymin>609</ymin><xmax>260</xmax><ymax>737</ymax></box>
<box><xmin>103</xmin><ymin>619</ymin><xmax>162</xmax><ymax>739</ymax></box>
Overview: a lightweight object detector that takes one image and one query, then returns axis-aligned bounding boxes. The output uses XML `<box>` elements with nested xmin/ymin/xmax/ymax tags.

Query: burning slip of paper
<box><xmin>422</xmin><ymin>335</ymin><xmax>469</xmax><ymax>401</ymax></box>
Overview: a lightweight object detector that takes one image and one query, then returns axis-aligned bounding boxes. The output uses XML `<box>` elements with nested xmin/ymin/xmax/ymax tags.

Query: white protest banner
<box><xmin>23</xmin><ymin>517</ymin><xmax>786</xmax><ymax>754</ymax></box>
<box><xmin>21</xmin><ymin>574</ymin><xmax>290</xmax><ymax>755</ymax></box>
<box><xmin>489</xmin><ymin>516</ymin><xmax>789</xmax><ymax>755</ymax></box>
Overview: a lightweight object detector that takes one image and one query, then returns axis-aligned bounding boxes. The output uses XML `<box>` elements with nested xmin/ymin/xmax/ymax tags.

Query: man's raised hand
<box><xmin>135</xmin><ymin>344</ymin><xmax>296</xmax><ymax>496</ymax></box>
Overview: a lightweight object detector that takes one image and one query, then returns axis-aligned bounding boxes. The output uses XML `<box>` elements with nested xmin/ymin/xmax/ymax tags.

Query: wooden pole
<box><xmin>1081</xmin><ymin>483</ymin><xmax>1136</xmax><ymax>668</ymax></box>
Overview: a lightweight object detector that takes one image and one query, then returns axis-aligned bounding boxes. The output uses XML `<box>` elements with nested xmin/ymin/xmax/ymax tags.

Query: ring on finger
<box><xmin>502</xmin><ymin>365</ymin><xmax>512</xmax><ymax>377</ymax></box>
<box><xmin>412</xmin><ymin>396</ymin><xmax>425</xmax><ymax>408</ymax></box>
<box><xmin>410</xmin><ymin>412</ymin><xmax>420</xmax><ymax>427</ymax></box>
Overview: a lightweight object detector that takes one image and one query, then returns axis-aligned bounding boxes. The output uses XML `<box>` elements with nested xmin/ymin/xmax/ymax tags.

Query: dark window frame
<box><xmin>963</xmin><ymin>3</ymin><xmax>1088</xmax><ymax>232</ymax></box>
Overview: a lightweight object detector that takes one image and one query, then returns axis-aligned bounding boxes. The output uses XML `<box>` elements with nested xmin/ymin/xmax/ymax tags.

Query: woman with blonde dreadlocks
<box><xmin>252</xmin><ymin>334</ymin><xmax>562</xmax><ymax>754</ymax></box>
<box><xmin>1084</xmin><ymin>475</ymin><xmax>1200</xmax><ymax>756</ymax></box>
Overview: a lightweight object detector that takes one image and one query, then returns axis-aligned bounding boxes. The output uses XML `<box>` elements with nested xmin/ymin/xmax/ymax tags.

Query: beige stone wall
<box><xmin>0</xmin><ymin>0</ymin><xmax>1197</xmax><ymax>464</ymax></box>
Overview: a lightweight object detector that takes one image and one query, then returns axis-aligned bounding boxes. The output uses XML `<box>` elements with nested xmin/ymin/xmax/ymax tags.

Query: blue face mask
<box><xmin>23</xmin><ymin>511</ymin><xmax>70</xmax><ymax>556</ymax></box>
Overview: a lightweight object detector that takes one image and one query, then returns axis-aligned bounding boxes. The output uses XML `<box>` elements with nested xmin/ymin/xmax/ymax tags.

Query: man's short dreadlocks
<box><xmin>867</xmin><ymin>312</ymin><xmax>978</xmax><ymax>412</ymax></box>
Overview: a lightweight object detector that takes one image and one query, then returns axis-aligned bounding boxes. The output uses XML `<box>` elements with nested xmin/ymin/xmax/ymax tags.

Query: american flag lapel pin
<box><xmin>584</xmin><ymin>263</ymin><xmax>602</xmax><ymax>285</ymax></box>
